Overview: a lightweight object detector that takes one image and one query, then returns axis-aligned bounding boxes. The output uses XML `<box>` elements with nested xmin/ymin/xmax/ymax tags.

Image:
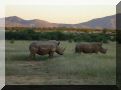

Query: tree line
<box><xmin>6</xmin><ymin>29</ymin><xmax>116</xmax><ymax>43</ymax></box>
<box><xmin>5</xmin><ymin>27</ymin><xmax>115</xmax><ymax>33</ymax></box>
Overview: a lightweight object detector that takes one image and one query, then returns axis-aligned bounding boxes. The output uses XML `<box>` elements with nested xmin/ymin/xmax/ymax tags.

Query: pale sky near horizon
<box><xmin>0</xmin><ymin>0</ymin><xmax>120</xmax><ymax>24</ymax></box>
<box><xmin>6</xmin><ymin>5</ymin><xmax>116</xmax><ymax>24</ymax></box>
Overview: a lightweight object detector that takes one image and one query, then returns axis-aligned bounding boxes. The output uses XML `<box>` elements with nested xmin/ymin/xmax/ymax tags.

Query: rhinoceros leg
<box><xmin>29</xmin><ymin>52</ymin><xmax>36</xmax><ymax>60</ymax></box>
<box><xmin>49</xmin><ymin>52</ymin><xmax>54</xmax><ymax>58</ymax></box>
<box><xmin>29</xmin><ymin>47</ymin><xmax>38</xmax><ymax>60</ymax></box>
<box><xmin>94</xmin><ymin>50</ymin><xmax>98</xmax><ymax>54</ymax></box>
<box><xmin>95</xmin><ymin>51</ymin><xmax>98</xmax><ymax>54</ymax></box>
<box><xmin>75</xmin><ymin>46</ymin><xmax>79</xmax><ymax>53</ymax></box>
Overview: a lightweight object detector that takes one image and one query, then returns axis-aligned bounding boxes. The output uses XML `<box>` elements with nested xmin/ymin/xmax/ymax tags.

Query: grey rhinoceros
<box><xmin>29</xmin><ymin>40</ymin><xmax>65</xmax><ymax>59</ymax></box>
<box><xmin>32</xmin><ymin>40</ymin><xmax>60</xmax><ymax>46</ymax></box>
<box><xmin>75</xmin><ymin>42</ymin><xmax>107</xmax><ymax>54</ymax></box>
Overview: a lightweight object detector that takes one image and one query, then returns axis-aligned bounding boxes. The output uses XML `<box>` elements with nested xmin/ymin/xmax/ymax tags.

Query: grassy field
<box><xmin>6</xmin><ymin>40</ymin><xmax>116</xmax><ymax>85</ymax></box>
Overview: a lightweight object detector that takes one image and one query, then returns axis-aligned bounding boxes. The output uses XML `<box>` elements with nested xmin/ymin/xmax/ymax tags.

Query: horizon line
<box><xmin>4</xmin><ymin>14</ymin><xmax>115</xmax><ymax>24</ymax></box>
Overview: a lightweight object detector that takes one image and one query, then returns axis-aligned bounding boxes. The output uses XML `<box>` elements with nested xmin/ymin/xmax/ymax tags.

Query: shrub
<box><xmin>10</xmin><ymin>39</ymin><xmax>15</xmax><ymax>44</ymax></box>
<box><xmin>68</xmin><ymin>39</ymin><xmax>73</xmax><ymax>43</ymax></box>
<box><xmin>5</xmin><ymin>30</ymin><xmax>115</xmax><ymax>43</ymax></box>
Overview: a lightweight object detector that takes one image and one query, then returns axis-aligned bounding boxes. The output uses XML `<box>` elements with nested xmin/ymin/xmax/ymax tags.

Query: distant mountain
<box><xmin>75</xmin><ymin>15</ymin><xmax>116</xmax><ymax>29</ymax></box>
<box><xmin>2</xmin><ymin>15</ymin><xmax>116</xmax><ymax>29</ymax></box>
<box><xmin>5</xmin><ymin>16</ymin><xmax>58</xmax><ymax>28</ymax></box>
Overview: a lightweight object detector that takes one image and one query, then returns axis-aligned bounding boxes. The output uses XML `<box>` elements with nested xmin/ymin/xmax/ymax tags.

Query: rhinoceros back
<box><xmin>29</xmin><ymin>41</ymin><xmax>57</xmax><ymax>53</ymax></box>
<box><xmin>75</xmin><ymin>42</ymin><xmax>103</xmax><ymax>53</ymax></box>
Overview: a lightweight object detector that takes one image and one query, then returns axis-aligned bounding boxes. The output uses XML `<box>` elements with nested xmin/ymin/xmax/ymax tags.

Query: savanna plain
<box><xmin>6</xmin><ymin>40</ymin><xmax>116</xmax><ymax>85</ymax></box>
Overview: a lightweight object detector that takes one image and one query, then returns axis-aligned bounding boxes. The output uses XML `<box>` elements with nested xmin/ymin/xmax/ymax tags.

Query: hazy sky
<box><xmin>1</xmin><ymin>0</ymin><xmax>120</xmax><ymax>24</ymax></box>
<box><xmin>6</xmin><ymin>5</ymin><xmax>115</xmax><ymax>24</ymax></box>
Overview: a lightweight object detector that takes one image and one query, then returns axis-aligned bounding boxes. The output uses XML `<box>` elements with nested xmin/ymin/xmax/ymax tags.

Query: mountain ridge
<box><xmin>1</xmin><ymin>15</ymin><xmax>116</xmax><ymax>29</ymax></box>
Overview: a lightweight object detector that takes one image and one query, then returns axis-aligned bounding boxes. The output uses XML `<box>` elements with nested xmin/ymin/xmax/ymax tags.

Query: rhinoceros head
<box><xmin>95</xmin><ymin>42</ymin><xmax>107</xmax><ymax>54</ymax></box>
<box><xmin>49</xmin><ymin>40</ymin><xmax>60</xmax><ymax>46</ymax></box>
<box><xmin>99</xmin><ymin>47</ymin><xmax>107</xmax><ymax>54</ymax></box>
<box><xmin>56</xmin><ymin>46</ymin><xmax>65</xmax><ymax>55</ymax></box>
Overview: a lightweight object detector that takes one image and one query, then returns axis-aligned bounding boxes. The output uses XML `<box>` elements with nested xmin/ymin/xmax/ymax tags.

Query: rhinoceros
<box><xmin>32</xmin><ymin>40</ymin><xmax>60</xmax><ymax>46</ymax></box>
<box><xmin>75</xmin><ymin>42</ymin><xmax>107</xmax><ymax>54</ymax></box>
<box><xmin>29</xmin><ymin>41</ymin><xmax>65</xmax><ymax>59</ymax></box>
<box><xmin>46</xmin><ymin>40</ymin><xmax>60</xmax><ymax>46</ymax></box>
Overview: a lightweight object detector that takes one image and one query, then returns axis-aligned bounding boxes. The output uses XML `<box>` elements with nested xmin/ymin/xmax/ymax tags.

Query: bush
<box><xmin>5</xmin><ymin>30</ymin><xmax>115</xmax><ymax>43</ymax></box>
<box><xmin>10</xmin><ymin>39</ymin><xmax>15</xmax><ymax>44</ymax></box>
<box><xmin>68</xmin><ymin>39</ymin><xmax>73</xmax><ymax>43</ymax></box>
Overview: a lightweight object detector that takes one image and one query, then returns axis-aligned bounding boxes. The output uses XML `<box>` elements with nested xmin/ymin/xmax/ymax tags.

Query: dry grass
<box><xmin>6</xmin><ymin>40</ymin><xmax>116</xmax><ymax>85</ymax></box>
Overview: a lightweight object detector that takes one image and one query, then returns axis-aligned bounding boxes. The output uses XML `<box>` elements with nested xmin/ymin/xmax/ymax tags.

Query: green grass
<box><xmin>6</xmin><ymin>40</ymin><xmax>116</xmax><ymax>85</ymax></box>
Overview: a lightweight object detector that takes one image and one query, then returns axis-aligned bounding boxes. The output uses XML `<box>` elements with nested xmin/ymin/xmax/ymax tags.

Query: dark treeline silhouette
<box><xmin>5</xmin><ymin>28</ymin><xmax>116</xmax><ymax>43</ymax></box>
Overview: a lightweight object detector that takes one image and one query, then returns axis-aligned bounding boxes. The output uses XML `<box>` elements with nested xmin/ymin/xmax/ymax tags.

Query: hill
<box><xmin>2</xmin><ymin>15</ymin><xmax>116</xmax><ymax>29</ymax></box>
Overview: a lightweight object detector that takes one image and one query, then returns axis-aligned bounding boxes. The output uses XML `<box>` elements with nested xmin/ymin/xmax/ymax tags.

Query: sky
<box><xmin>6</xmin><ymin>5</ymin><xmax>116</xmax><ymax>24</ymax></box>
<box><xmin>0</xmin><ymin>0</ymin><xmax>120</xmax><ymax>24</ymax></box>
